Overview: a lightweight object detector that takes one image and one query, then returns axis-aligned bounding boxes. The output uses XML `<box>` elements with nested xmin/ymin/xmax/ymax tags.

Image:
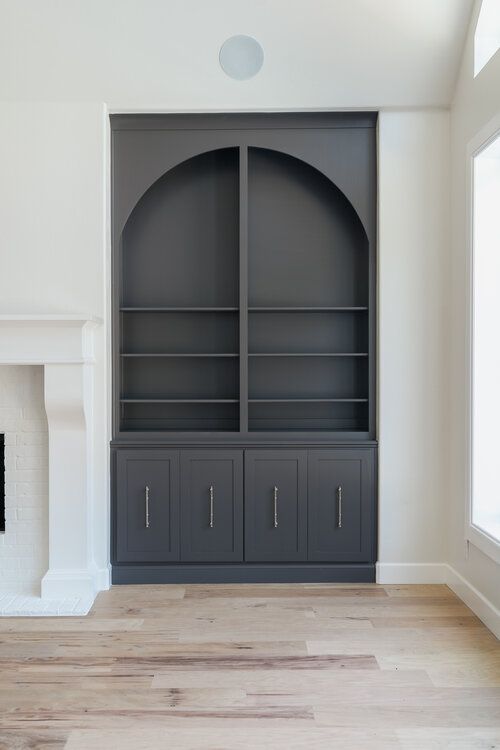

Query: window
<box><xmin>469</xmin><ymin>127</ymin><xmax>500</xmax><ymax>560</ymax></box>
<box><xmin>474</xmin><ymin>0</ymin><xmax>500</xmax><ymax>77</ymax></box>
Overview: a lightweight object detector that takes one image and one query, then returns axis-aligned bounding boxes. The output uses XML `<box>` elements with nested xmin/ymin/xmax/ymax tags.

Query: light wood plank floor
<box><xmin>0</xmin><ymin>584</ymin><xmax>499</xmax><ymax>749</ymax></box>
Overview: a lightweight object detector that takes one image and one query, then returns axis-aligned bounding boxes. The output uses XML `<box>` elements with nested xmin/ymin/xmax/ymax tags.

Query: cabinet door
<box><xmin>115</xmin><ymin>450</ymin><xmax>180</xmax><ymax>562</ymax></box>
<box><xmin>180</xmin><ymin>451</ymin><xmax>243</xmax><ymax>562</ymax></box>
<box><xmin>308</xmin><ymin>449</ymin><xmax>375</xmax><ymax>562</ymax></box>
<box><xmin>245</xmin><ymin>450</ymin><xmax>307</xmax><ymax>562</ymax></box>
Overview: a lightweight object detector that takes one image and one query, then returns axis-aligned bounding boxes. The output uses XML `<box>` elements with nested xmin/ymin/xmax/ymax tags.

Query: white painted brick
<box><xmin>21</xmin><ymin>420</ymin><xmax>47</xmax><ymax>433</ymax></box>
<box><xmin>16</xmin><ymin>457</ymin><xmax>45</xmax><ymax>470</ymax></box>
<box><xmin>21</xmin><ymin>407</ymin><xmax>47</xmax><ymax>421</ymax></box>
<box><xmin>0</xmin><ymin>366</ymin><xmax>48</xmax><ymax>596</ymax></box>
<box><xmin>16</xmin><ymin>482</ymin><xmax>46</xmax><ymax>496</ymax></box>
<box><xmin>17</xmin><ymin>508</ymin><xmax>43</xmax><ymax>521</ymax></box>
<box><xmin>16</xmin><ymin>532</ymin><xmax>41</xmax><ymax>546</ymax></box>
<box><xmin>1</xmin><ymin>558</ymin><xmax>21</xmax><ymax>570</ymax></box>
<box><xmin>17</xmin><ymin>433</ymin><xmax>47</xmax><ymax>446</ymax></box>
<box><xmin>0</xmin><ymin>407</ymin><xmax>23</xmax><ymax>419</ymax></box>
<box><xmin>8</xmin><ymin>469</ymin><xmax>44</xmax><ymax>482</ymax></box>
<box><xmin>7</xmin><ymin>445</ymin><xmax>47</xmax><ymax>458</ymax></box>
<box><xmin>15</xmin><ymin>495</ymin><xmax>47</xmax><ymax>508</ymax></box>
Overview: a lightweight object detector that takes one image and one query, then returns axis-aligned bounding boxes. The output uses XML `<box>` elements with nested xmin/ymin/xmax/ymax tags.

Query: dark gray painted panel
<box><xmin>245</xmin><ymin>450</ymin><xmax>307</xmax><ymax>561</ymax></box>
<box><xmin>111</xmin><ymin>116</ymin><xmax>376</xmax><ymax>242</ymax></box>
<box><xmin>180</xmin><ymin>450</ymin><xmax>243</xmax><ymax>562</ymax></box>
<box><xmin>115</xmin><ymin>450</ymin><xmax>180</xmax><ymax>562</ymax></box>
<box><xmin>308</xmin><ymin>449</ymin><xmax>375</xmax><ymax>562</ymax></box>
<box><xmin>112</xmin><ymin>562</ymin><xmax>376</xmax><ymax>584</ymax></box>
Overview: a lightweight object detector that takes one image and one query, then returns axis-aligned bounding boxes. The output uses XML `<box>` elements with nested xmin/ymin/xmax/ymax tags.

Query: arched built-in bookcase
<box><xmin>111</xmin><ymin>114</ymin><xmax>377</xmax><ymax>583</ymax></box>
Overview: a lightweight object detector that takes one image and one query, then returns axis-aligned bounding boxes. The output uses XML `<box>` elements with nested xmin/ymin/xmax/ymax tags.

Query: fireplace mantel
<box><xmin>0</xmin><ymin>315</ymin><xmax>103</xmax><ymax>601</ymax></box>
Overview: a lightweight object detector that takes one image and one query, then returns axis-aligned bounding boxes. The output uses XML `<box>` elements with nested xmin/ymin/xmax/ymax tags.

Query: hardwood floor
<box><xmin>0</xmin><ymin>584</ymin><xmax>499</xmax><ymax>749</ymax></box>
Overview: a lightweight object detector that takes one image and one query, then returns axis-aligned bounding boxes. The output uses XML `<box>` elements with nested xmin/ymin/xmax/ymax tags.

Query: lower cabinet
<box><xmin>115</xmin><ymin>449</ymin><xmax>180</xmax><ymax>563</ymax></box>
<box><xmin>113</xmin><ymin>445</ymin><xmax>377</xmax><ymax>576</ymax></box>
<box><xmin>180</xmin><ymin>451</ymin><xmax>243</xmax><ymax>562</ymax></box>
<box><xmin>244</xmin><ymin>450</ymin><xmax>307</xmax><ymax>562</ymax></box>
<box><xmin>307</xmin><ymin>449</ymin><xmax>375</xmax><ymax>562</ymax></box>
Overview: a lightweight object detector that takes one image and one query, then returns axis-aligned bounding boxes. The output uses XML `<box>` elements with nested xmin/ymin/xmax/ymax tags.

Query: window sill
<box><xmin>466</xmin><ymin>523</ymin><xmax>500</xmax><ymax>565</ymax></box>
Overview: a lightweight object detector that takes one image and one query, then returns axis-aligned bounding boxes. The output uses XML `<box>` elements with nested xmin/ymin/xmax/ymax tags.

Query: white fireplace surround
<box><xmin>0</xmin><ymin>315</ymin><xmax>105</xmax><ymax>608</ymax></box>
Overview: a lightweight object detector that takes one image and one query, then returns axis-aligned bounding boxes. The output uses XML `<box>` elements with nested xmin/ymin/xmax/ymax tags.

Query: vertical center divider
<box><xmin>239</xmin><ymin>145</ymin><xmax>249</xmax><ymax>433</ymax></box>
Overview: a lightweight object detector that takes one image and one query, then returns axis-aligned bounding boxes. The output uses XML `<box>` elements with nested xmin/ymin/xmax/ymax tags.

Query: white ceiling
<box><xmin>0</xmin><ymin>0</ymin><xmax>474</xmax><ymax>107</ymax></box>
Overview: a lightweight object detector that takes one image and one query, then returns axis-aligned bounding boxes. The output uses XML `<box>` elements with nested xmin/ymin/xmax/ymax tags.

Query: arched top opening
<box><xmin>247</xmin><ymin>147</ymin><xmax>369</xmax><ymax>307</ymax></box>
<box><xmin>121</xmin><ymin>147</ymin><xmax>239</xmax><ymax>308</ymax></box>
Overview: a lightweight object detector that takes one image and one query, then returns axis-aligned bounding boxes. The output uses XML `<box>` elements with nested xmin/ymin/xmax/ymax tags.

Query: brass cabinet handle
<box><xmin>145</xmin><ymin>485</ymin><xmax>150</xmax><ymax>529</ymax></box>
<box><xmin>337</xmin><ymin>485</ymin><xmax>342</xmax><ymax>528</ymax></box>
<box><xmin>273</xmin><ymin>485</ymin><xmax>279</xmax><ymax>528</ymax></box>
<box><xmin>209</xmin><ymin>485</ymin><xmax>214</xmax><ymax>528</ymax></box>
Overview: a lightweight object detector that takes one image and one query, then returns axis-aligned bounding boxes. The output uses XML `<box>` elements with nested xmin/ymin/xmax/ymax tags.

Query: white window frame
<box><xmin>474</xmin><ymin>0</ymin><xmax>500</xmax><ymax>77</ymax></box>
<box><xmin>465</xmin><ymin>112</ymin><xmax>500</xmax><ymax>565</ymax></box>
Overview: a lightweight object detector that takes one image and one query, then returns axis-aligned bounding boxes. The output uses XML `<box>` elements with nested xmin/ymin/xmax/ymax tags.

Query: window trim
<box><xmin>465</xmin><ymin>112</ymin><xmax>500</xmax><ymax>565</ymax></box>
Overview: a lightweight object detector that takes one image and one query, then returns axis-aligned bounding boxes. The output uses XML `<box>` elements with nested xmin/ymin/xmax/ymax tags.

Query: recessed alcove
<box><xmin>116</xmin><ymin>129</ymin><xmax>373</xmax><ymax>436</ymax></box>
<box><xmin>111</xmin><ymin>113</ymin><xmax>377</xmax><ymax>584</ymax></box>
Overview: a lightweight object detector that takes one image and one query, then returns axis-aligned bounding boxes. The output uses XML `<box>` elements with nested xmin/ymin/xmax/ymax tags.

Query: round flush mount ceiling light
<box><xmin>219</xmin><ymin>35</ymin><xmax>264</xmax><ymax>80</ymax></box>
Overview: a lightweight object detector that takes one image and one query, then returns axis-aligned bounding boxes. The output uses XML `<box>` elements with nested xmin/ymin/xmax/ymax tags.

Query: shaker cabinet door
<box><xmin>244</xmin><ymin>450</ymin><xmax>307</xmax><ymax>562</ymax></box>
<box><xmin>307</xmin><ymin>449</ymin><xmax>375</xmax><ymax>562</ymax></box>
<box><xmin>115</xmin><ymin>450</ymin><xmax>180</xmax><ymax>562</ymax></box>
<box><xmin>180</xmin><ymin>451</ymin><xmax>243</xmax><ymax>562</ymax></box>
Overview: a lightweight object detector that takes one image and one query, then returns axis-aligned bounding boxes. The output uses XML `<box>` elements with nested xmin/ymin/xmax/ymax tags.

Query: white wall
<box><xmin>0</xmin><ymin>2</ymin><xmax>454</xmax><ymax>589</ymax></box>
<box><xmin>378</xmin><ymin>111</ymin><xmax>450</xmax><ymax>578</ymax></box>
<box><xmin>449</xmin><ymin>0</ymin><xmax>500</xmax><ymax>611</ymax></box>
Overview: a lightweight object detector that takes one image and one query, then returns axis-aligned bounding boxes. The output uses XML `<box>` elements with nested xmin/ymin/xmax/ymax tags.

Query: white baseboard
<box><xmin>376</xmin><ymin>562</ymin><xmax>446</xmax><ymax>584</ymax></box>
<box><xmin>445</xmin><ymin>564</ymin><xmax>500</xmax><ymax>640</ymax></box>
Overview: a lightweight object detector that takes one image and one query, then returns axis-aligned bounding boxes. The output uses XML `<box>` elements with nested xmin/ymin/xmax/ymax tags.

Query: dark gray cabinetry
<box><xmin>244</xmin><ymin>450</ymin><xmax>307</xmax><ymax>561</ymax></box>
<box><xmin>111</xmin><ymin>113</ymin><xmax>378</xmax><ymax>584</ymax></box>
<box><xmin>307</xmin><ymin>449</ymin><xmax>375</xmax><ymax>562</ymax></box>
<box><xmin>115</xmin><ymin>450</ymin><xmax>180</xmax><ymax>562</ymax></box>
<box><xmin>180</xmin><ymin>451</ymin><xmax>243</xmax><ymax>562</ymax></box>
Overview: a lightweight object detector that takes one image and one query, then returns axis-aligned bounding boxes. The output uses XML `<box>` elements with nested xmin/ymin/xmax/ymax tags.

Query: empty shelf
<box><xmin>248</xmin><ymin>398</ymin><xmax>368</xmax><ymax>403</ymax></box>
<box><xmin>248</xmin><ymin>352</ymin><xmax>368</xmax><ymax>357</ymax></box>
<box><xmin>248</xmin><ymin>306</ymin><xmax>368</xmax><ymax>312</ymax></box>
<box><xmin>121</xmin><ymin>353</ymin><xmax>238</xmax><ymax>358</ymax></box>
<box><xmin>120</xmin><ymin>307</ymin><xmax>238</xmax><ymax>312</ymax></box>
<box><xmin>121</xmin><ymin>398</ymin><xmax>239</xmax><ymax>404</ymax></box>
